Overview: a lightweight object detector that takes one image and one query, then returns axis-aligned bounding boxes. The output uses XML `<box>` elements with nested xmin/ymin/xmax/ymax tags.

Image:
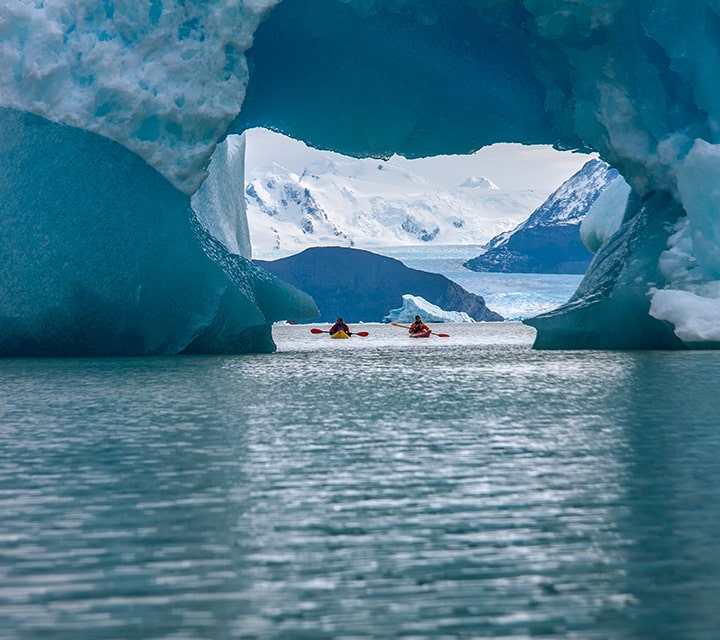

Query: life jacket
<box><xmin>330</xmin><ymin>322</ymin><xmax>349</xmax><ymax>335</ymax></box>
<box><xmin>409</xmin><ymin>321</ymin><xmax>430</xmax><ymax>334</ymax></box>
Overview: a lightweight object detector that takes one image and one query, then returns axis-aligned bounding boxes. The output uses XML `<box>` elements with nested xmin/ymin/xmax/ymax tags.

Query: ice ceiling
<box><xmin>2</xmin><ymin>0</ymin><xmax>720</xmax><ymax>355</ymax></box>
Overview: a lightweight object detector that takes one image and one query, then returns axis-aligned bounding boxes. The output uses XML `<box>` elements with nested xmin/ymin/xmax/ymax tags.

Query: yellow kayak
<box><xmin>330</xmin><ymin>330</ymin><xmax>350</xmax><ymax>339</ymax></box>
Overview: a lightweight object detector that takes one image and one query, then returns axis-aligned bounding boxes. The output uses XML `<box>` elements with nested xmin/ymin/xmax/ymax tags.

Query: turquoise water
<box><xmin>2</xmin><ymin>322</ymin><xmax>720</xmax><ymax>639</ymax></box>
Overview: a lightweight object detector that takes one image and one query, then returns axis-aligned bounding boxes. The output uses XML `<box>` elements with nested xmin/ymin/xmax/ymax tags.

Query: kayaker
<box><xmin>408</xmin><ymin>315</ymin><xmax>431</xmax><ymax>335</ymax></box>
<box><xmin>329</xmin><ymin>317</ymin><xmax>351</xmax><ymax>336</ymax></box>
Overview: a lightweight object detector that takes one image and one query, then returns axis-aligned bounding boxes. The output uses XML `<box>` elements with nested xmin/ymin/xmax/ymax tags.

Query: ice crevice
<box><xmin>2</xmin><ymin>0</ymin><xmax>720</xmax><ymax>353</ymax></box>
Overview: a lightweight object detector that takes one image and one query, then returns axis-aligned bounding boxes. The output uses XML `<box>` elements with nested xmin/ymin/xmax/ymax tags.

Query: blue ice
<box><xmin>2</xmin><ymin>1</ymin><xmax>720</xmax><ymax>352</ymax></box>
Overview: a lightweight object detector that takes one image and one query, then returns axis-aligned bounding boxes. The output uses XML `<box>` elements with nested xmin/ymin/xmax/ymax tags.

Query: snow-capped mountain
<box><xmin>244</xmin><ymin>138</ymin><xmax>549</xmax><ymax>259</ymax></box>
<box><xmin>464</xmin><ymin>159</ymin><xmax>621</xmax><ymax>274</ymax></box>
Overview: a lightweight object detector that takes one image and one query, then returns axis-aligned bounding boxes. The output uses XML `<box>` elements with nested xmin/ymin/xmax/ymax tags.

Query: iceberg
<box><xmin>384</xmin><ymin>295</ymin><xmax>475</xmax><ymax>325</ymax></box>
<box><xmin>0</xmin><ymin>107</ymin><xmax>317</xmax><ymax>356</ymax></box>
<box><xmin>3</xmin><ymin>1</ymin><xmax>720</xmax><ymax>353</ymax></box>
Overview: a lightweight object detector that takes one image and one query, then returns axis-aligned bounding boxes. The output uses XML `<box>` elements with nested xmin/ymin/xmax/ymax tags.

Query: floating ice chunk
<box><xmin>385</xmin><ymin>295</ymin><xmax>475</xmax><ymax>324</ymax></box>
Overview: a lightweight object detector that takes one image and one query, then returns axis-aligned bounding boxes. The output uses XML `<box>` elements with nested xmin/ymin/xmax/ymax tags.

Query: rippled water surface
<box><xmin>2</xmin><ymin>323</ymin><xmax>720</xmax><ymax>639</ymax></box>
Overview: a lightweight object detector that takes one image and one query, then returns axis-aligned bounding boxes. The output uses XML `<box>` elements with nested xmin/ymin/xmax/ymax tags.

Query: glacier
<box><xmin>243</xmin><ymin>128</ymin><xmax>547</xmax><ymax>258</ymax></box>
<box><xmin>3</xmin><ymin>0</ymin><xmax>720</xmax><ymax>353</ymax></box>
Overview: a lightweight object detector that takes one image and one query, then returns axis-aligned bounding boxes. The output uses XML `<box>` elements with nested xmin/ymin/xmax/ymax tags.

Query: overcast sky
<box><xmin>244</xmin><ymin>128</ymin><xmax>595</xmax><ymax>194</ymax></box>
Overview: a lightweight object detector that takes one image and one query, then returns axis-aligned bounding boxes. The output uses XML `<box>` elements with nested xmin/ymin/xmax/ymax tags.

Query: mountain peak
<box><xmin>464</xmin><ymin>159</ymin><xmax>622</xmax><ymax>274</ymax></box>
<box><xmin>458</xmin><ymin>176</ymin><xmax>500</xmax><ymax>190</ymax></box>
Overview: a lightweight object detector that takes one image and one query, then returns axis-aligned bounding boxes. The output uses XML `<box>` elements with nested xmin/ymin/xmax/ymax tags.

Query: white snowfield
<box><xmin>243</xmin><ymin>129</ymin><xmax>551</xmax><ymax>258</ymax></box>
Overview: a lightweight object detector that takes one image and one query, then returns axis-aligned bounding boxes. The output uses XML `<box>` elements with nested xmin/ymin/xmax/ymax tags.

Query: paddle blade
<box><xmin>355</xmin><ymin>331</ymin><xmax>369</xmax><ymax>337</ymax></box>
<box><xmin>310</xmin><ymin>328</ymin><xmax>326</xmax><ymax>334</ymax></box>
<box><xmin>436</xmin><ymin>333</ymin><xmax>450</xmax><ymax>338</ymax></box>
<box><xmin>391</xmin><ymin>323</ymin><xmax>408</xmax><ymax>329</ymax></box>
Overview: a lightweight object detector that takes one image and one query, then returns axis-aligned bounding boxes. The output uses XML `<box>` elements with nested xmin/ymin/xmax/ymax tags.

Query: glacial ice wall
<box><xmin>0</xmin><ymin>1</ymin><xmax>321</xmax><ymax>356</ymax></box>
<box><xmin>4</xmin><ymin>0</ymin><xmax>720</xmax><ymax>352</ymax></box>
<box><xmin>0</xmin><ymin>107</ymin><xmax>317</xmax><ymax>356</ymax></box>
<box><xmin>0</xmin><ymin>0</ymin><xmax>279</xmax><ymax>195</ymax></box>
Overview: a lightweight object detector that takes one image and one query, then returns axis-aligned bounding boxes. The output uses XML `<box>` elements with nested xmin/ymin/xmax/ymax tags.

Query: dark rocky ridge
<box><xmin>255</xmin><ymin>246</ymin><xmax>503</xmax><ymax>323</ymax></box>
<box><xmin>465</xmin><ymin>159</ymin><xmax>620</xmax><ymax>274</ymax></box>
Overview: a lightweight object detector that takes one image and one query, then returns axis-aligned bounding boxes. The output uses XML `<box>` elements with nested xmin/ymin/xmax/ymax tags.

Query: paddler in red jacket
<box><xmin>408</xmin><ymin>315</ymin><xmax>431</xmax><ymax>335</ymax></box>
<box><xmin>329</xmin><ymin>317</ymin><xmax>351</xmax><ymax>336</ymax></box>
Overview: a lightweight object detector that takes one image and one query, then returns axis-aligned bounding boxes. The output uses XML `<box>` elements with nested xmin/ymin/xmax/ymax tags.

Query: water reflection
<box><xmin>1</xmin><ymin>327</ymin><xmax>719</xmax><ymax>638</ymax></box>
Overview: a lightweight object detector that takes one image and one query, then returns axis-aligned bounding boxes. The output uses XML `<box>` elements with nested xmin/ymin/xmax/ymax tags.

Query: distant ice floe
<box><xmin>384</xmin><ymin>295</ymin><xmax>475</xmax><ymax>324</ymax></box>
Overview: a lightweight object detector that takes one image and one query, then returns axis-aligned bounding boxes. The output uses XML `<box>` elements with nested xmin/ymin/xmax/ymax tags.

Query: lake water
<box><xmin>2</xmin><ymin>322</ymin><xmax>720</xmax><ymax>639</ymax></box>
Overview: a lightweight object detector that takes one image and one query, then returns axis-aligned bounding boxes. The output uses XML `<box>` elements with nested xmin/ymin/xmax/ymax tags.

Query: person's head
<box><xmin>336</xmin><ymin>317</ymin><xmax>344</xmax><ymax>324</ymax></box>
<box><xmin>415</xmin><ymin>315</ymin><xmax>421</xmax><ymax>322</ymax></box>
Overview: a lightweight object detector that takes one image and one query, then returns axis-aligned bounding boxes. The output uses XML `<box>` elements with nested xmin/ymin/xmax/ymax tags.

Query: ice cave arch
<box><xmin>2</xmin><ymin>0</ymin><xmax>720</xmax><ymax>355</ymax></box>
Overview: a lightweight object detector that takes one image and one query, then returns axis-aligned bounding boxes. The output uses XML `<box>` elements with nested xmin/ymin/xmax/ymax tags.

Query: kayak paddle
<box><xmin>391</xmin><ymin>322</ymin><xmax>450</xmax><ymax>338</ymax></box>
<box><xmin>310</xmin><ymin>328</ymin><xmax>369</xmax><ymax>337</ymax></box>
